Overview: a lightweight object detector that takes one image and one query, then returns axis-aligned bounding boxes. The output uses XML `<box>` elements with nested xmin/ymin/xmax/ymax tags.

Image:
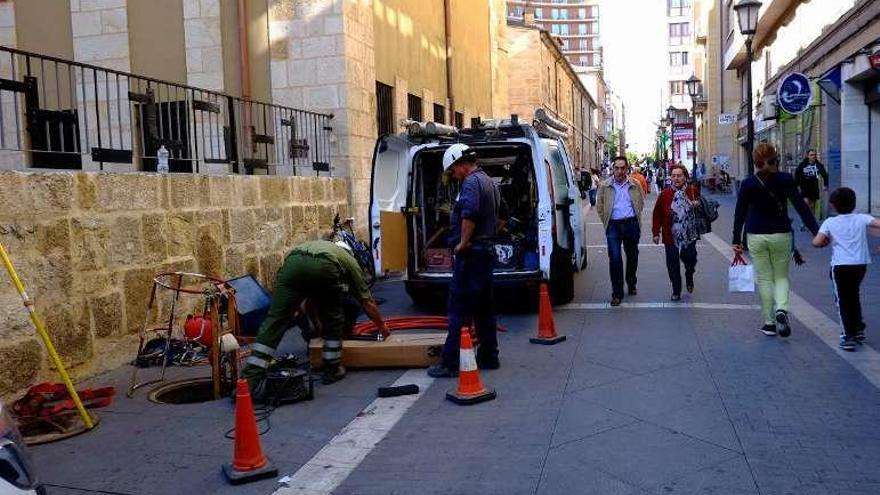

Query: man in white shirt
<box><xmin>812</xmin><ymin>187</ymin><xmax>880</xmax><ymax>351</ymax></box>
<box><xmin>596</xmin><ymin>156</ymin><xmax>646</xmax><ymax>306</ymax></box>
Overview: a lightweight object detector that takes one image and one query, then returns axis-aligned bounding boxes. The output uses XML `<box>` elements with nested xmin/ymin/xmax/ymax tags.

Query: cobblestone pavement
<box><xmin>31</xmin><ymin>192</ymin><xmax>880</xmax><ymax>495</ymax></box>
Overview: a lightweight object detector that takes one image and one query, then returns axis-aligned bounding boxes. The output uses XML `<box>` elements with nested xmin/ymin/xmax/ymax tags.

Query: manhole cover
<box><xmin>149</xmin><ymin>378</ymin><xmax>218</xmax><ymax>404</ymax></box>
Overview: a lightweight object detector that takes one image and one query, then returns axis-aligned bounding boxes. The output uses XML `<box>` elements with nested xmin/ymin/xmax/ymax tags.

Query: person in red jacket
<box><xmin>652</xmin><ymin>164</ymin><xmax>701</xmax><ymax>301</ymax></box>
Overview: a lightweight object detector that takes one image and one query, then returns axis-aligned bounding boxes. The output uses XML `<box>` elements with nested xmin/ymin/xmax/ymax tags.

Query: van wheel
<box><xmin>550</xmin><ymin>249</ymin><xmax>575</xmax><ymax>305</ymax></box>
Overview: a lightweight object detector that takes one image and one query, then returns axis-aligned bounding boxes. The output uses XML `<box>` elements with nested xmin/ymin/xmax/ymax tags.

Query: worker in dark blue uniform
<box><xmin>428</xmin><ymin>143</ymin><xmax>501</xmax><ymax>377</ymax></box>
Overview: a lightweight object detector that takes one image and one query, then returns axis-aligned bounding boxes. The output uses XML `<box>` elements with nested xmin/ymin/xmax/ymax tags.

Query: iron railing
<box><xmin>0</xmin><ymin>46</ymin><xmax>333</xmax><ymax>175</ymax></box>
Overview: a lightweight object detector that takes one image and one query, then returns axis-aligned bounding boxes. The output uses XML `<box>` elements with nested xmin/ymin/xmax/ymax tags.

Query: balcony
<box><xmin>0</xmin><ymin>46</ymin><xmax>333</xmax><ymax>176</ymax></box>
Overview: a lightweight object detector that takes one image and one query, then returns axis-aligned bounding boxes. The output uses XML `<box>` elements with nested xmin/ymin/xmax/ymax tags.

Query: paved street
<box><xmin>32</xmin><ymin>192</ymin><xmax>880</xmax><ymax>495</ymax></box>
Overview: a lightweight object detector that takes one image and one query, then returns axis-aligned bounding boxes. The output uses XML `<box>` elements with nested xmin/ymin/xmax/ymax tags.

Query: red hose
<box><xmin>352</xmin><ymin>316</ymin><xmax>507</xmax><ymax>336</ymax></box>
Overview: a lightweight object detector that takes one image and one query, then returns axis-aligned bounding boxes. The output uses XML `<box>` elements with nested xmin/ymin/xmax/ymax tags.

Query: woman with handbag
<box><xmin>732</xmin><ymin>143</ymin><xmax>819</xmax><ymax>337</ymax></box>
<box><xmin>652</xmin><ymin>164</ymin><xmax>701</xmax><ymax>301</ymax></box>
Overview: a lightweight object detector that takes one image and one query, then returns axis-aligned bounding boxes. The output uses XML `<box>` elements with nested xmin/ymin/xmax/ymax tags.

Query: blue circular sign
<box><xmin>777</xmin><ymin>72</ymin><xmax>813</xmax><ymax>115</ymax></box>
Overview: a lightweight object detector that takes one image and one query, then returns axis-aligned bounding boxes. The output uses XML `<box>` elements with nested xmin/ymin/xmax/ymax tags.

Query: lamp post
<box><xmin>666</xmin><ymin>105</ymin><xmax>677</xmax><ymax>164</ymax></box>
<box><xmin>734</xmin><ymin>0</ymin><xmax>762</xmax><ymax>176</ymax></box>
<box><xmin>686</xmin><ymin>75</ymin><xmax>702</xmax><ymax>174</ymax></box>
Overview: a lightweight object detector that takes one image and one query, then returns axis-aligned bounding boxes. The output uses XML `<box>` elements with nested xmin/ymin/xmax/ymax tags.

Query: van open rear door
<box><xmin>555</xmin><ymin>139</ymin><xmax>586</xmax><ymax>270</ymax></box>
<box><xmin>370</xmin><ymin>135</ymin><xmax>411</xmax><ymax>275</ymax></box>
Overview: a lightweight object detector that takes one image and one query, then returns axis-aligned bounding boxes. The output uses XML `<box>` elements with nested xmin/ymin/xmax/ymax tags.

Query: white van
<box><xmin>369</xmin><ymin>114</ymin><xmax>588</xmax><ymax>305</ymax></box>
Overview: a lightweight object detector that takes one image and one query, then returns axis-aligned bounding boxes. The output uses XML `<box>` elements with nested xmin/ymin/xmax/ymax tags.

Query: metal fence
<box><xmin>0</xmin><ymin>46</ymin><xmax>333</xmax><ymax>175</ymax></box>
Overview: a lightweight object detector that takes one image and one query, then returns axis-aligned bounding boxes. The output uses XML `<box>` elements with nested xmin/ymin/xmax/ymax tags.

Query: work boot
<box><xmin>427</xmin><ymin>364</ymin><xmax>459</xmax><ymax>378</ymax></box>
<box><xmin>476</xmin><ymin>355</ymin><xmax>500</xmax><ymax>370</ymax></box>
<box><xmin>321</xmin><ymin>364</ymin><xmax>346</xmax><ymax>385</ymax></box>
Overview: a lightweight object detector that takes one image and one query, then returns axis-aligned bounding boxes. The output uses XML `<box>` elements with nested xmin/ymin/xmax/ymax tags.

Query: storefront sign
<box><xmin>777</xmin><ymin>72</ymin><xmax>813</xmax><ymax>115</ymax></box>
<box><xmin>718</xmin><ymin>114</ymin><xmax>736</xmax><ymax>125</ymax></box>
<box><xmin>673</xmin><ymin>128</ymin><xmax>693</xmax><ymax>140</ymax></box>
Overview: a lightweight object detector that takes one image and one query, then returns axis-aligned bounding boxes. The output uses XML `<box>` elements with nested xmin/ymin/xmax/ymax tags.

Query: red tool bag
<box><xmin>12</xmin><ymin>383</ymin><xmax>116</xmax><ymax>420</ymax></box>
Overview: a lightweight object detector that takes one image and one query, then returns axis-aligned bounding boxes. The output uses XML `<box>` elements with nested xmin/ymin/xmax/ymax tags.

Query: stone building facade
<box><xmin>507</xmin><ymin>21</ymin><xmax>599</xmax><ymax>171</ymax></box>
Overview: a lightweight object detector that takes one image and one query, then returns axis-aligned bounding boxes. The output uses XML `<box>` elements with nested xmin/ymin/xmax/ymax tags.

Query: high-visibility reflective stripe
<box><xmin>322</xmin><ymin>351</ymin><xmax>341</xmax><ymax>360</ymax></box>
<box><xmin>459</xmin><ymin>348</ymin><xmax>477</xmax><ymax>372</ymax></box>
<box><xmin>323</xmin><ymin>340</ymin><xmax>342</xmax><ymax>350</ymax></box>
<box><xmin>252</xmin><ymin>343</ymin><xmax>276</xmax><ymax>356</ymax></box>
<box><xmin>246</xmin><ymin>356</ymin><xmax>269</xmax><ymax>369</ymax></box>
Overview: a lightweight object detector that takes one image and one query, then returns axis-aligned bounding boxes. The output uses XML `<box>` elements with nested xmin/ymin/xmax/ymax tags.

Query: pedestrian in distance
<box><xmin>795</xmin><ymin>149</ymin><xmax>829</xmax><ymax>223</ymax></box>
<box><xmin>597</xmin><ymin>156</ymin><xmax>646</xmax><ymax>307</ymax></box>
<box><xmin>428</xmin><ymin>143</ymin><xmax>501</xmax><ymax>378</ymax></box>
<box><xmin>241</xmin><ymin>240</ymin><xmax>390</xmax><ymax>391</ymax></box>
<box><xmin>589</xmin><ymin>168</ymin><xmax>600</xmax><ymax>207</ymax></box>
<box><xmin>733</xmin><ymin>143</ymin><xmax>819</xmax><ymax>338</ymax></box>
<box><xmin>652</xmin><ymin>164</ymin><xmax>701</xmax><ymax>301</ymax></box>
<box><xmin>812</xmin><ymin>187</ymin><xmax>880</xmax><ymax>351</ymax></box>
<box><xmin>631</xmin><ymin>167</ymin><xmax>650</xmax><ymax>195</ymax></box>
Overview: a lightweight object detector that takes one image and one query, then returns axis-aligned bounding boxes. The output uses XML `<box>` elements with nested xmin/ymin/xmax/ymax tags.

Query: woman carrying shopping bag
<box><xmin>732</xmin><ymin>143</ymin><xmax>819</xmax><ymax>337</ymax></box>
<box><xmin>652</xmin><ymin>164</ymin><xmax>701</xmax><ymax>301</ymax></box>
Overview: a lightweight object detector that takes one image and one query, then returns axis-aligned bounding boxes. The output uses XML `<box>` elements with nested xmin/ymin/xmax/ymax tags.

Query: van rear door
<box><xmin>370</xmin><ymin>135</ymin><xmax>412</xmax><ymax>275</ymax></box>
<box><xmin>542</xmin><ymin>139</ymin><xmax>583</xmax><ymax>267</ymax></box>
<box><xmin>555</xmin><ymin>139</ymin><xmax>586</xmax><ymax>270</ymax></box>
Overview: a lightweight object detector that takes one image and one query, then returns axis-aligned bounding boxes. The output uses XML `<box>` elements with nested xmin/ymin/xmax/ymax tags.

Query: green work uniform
<box><xmin>242</xmin><ymin>240</ymin><xmax>372</xmax><ymax>385</ymax></box>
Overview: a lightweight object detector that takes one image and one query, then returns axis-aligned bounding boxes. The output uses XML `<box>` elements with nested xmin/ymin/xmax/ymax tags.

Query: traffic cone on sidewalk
<box><xmin>222</xmin><ymin>379</ymin><xmax>278</xmax><ymax>485</ymax></box>
<box><xmin>530</xmin><ymin>283</ymin><xmax>566</xmax><ymax>345</ymax></box>
<box><xmin>446</xmin><ymin>330</ymin><xmax>496</xmax><ymax>405</ymax></box>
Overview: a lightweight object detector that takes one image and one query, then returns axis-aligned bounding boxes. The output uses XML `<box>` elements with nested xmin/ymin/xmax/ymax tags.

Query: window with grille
<box><xmin>670</xmin><ymin>81</ymin><xmax>686</xmax><ymax>95</ymax></box>
<box><xmin>669</xmin><ymin>22</ymin><xmax>690</xmax><ymax>45</ymax></box>
<box><xmin>669</xmin><ymin>51</ymin><xmax>689</xmax><ymax>66</ymax></box>
<box><xmin>376</xmin><ymin>82</ymin><xmax>394</xmax><ymax>136</ymax></box>
<box><xmin>454</xmin><ymin>112</ymin><xmax>464</xmax><ymax>129</ymax></box>
<box><xmin>407</xmin><ymin>93</ymin><xmax>423</xmax><ymax>121</ymax></box>
<box><xmin>433</xmin><ymin>103</ymin><xmax>446</xmax><ymax>124</ymax></box>
<box><xmin>668</xmin><ymin>0</ymin><xmax>691</xmax><ymax>17</ymax></box>
<box><xmin>535</xmin><ymin>8</ymin><xmax>543</xmax><ymax>18</ymax></box>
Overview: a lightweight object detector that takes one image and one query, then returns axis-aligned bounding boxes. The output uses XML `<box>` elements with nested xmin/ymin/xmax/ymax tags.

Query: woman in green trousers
<box><xmin>732</xmin><ymin>143</ymin><xmax>819</xmax><ymax>337</ymax></box>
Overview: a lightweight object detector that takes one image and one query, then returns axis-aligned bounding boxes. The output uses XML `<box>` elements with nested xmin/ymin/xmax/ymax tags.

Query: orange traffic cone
<box><xmin>222</xmin><ymin>379</ymin><xmax>278</xmax><ymax>485</ymax></box>
<box><xmin>530</xmin><ymin>283</ymin><xmax>566</xmax><ymax>345</ymax></box>
<box><xmin>446</xmin><ymin>330</ymin><xmax>496</xmax><ymax>405</ymax></box>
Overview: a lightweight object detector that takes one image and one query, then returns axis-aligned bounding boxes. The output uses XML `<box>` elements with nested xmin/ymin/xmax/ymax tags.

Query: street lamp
<box><xmin>666</xmin><ymin>105</ymin><xmax>677</xmax><ymax>164</ymax></box>
<box><xmin>687</xmin><ymin>75</ymin><xmax>702</xmax><ymax>173</ymax></box>
<box><xmin>734</xmin><ymin>0</ymin><xmax>762</xmax><ymax>176</ymax></box>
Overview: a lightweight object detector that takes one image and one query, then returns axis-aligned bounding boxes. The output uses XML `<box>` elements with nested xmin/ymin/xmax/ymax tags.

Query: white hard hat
<box><xmin>335</xmin><ymin>240</ymin><xmax>352</xmax><ymax>252</ymax></box>
<box><xmin>442</xmin><ymin>143</ymin><xmax>475</xmax><ymax>172</ymax></box>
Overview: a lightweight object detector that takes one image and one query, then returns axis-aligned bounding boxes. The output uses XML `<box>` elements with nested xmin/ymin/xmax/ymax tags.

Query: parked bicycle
<box><xmin>330</xmin><ymin>214</ymin><xmax>377</xmax><ymax>288</ymax></box>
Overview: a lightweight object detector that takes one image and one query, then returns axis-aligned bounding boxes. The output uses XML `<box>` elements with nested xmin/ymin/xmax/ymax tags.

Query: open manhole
<box><xmin>148</xmin><ymin>378</ymin><xmax>218</xmax><ymax>404</ymax></box>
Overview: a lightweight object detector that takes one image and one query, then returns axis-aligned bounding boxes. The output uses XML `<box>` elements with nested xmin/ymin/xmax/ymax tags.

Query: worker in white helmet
<box><xmin>428</xmin><ymin>144</ymin><xmax>502</xmax><ymax>378</ymax></box>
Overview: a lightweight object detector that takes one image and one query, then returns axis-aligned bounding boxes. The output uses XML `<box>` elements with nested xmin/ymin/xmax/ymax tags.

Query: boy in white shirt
<box><xmin>812</xmin><ymin>187</ymin><xmax>880</xmax><ymax>351</ymax></box>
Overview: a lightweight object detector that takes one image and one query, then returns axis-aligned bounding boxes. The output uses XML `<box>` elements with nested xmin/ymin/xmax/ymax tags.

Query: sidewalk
<box><xmin>31</xmin><ymin>192</ymin><xmax>880</xmax><ymax>495</ymax></box>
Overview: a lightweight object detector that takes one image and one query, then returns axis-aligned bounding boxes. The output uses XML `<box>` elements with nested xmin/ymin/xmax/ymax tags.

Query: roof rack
<box><xmin>400</xmin><ymin>119</ymin><xmax>459</xmax><ymax>138</ymax></box>
<box><xmin>533</xmin><ymin>108</ymin><xmax>568</xmax><ymax>140</ymax></box>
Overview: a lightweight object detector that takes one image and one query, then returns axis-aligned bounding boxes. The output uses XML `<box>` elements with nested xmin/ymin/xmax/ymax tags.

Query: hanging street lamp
<box><xmin>734</xmin><ymin>0</ymin><xmax>762</xmax><ymax>176</ymax></box>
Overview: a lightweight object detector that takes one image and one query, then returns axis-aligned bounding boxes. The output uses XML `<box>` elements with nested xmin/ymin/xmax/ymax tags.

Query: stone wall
<box><xmin>0</xmin><ymin>171</ymin><xmax>348</xmax><ymax>397</ymax></box>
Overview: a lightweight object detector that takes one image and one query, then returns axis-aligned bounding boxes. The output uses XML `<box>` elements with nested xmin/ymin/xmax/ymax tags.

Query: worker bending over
<box><xmin>242</xmin><ymin>240</ymin><xmax>389</xmax><ymax>389</ymax></box>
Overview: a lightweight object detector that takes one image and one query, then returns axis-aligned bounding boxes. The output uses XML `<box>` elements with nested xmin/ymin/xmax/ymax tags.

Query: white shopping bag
<box><xmin>728</xmin><ymin>253</ymin><xmax>755</xmax><ymax>292</ymax></box>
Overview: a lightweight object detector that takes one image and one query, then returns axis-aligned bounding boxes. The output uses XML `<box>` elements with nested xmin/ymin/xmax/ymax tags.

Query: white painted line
<box><xmin>702</xmin><ymin>232</ymin><xmax>880</xmax><ymax>389</ymax></box>
<box><xmin>586</xmin><ymin>243</ymin><xmax>708</xmax><ymax>249</ymax></box>
<box><xmin>273</xmin><ymin>370</ymin><xmax>434</xmax><ymax>495</ymax></box>
<box><xmin>558</xmin><ymin>302</ymin><xmax>760</xmax><ymax>311</ymax></box>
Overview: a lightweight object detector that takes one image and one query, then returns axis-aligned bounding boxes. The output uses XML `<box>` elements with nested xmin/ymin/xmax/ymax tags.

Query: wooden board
<box><xmin>309</xmin><ymin>333</ymin><xmax>446</xmax><ymax>369</ymax></box>
<box><xmin>380</xmin><ymin>211</ymin><xmax>407</xmax><ymax>272</ymax></box>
